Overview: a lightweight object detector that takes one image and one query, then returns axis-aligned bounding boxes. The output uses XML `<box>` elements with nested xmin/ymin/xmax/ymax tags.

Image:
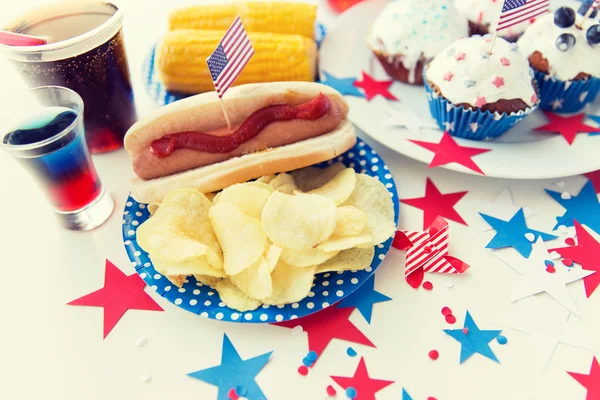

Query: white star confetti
<box><xmin>384</xmin><ymin>107</ymin><xmax>438</xmax><ymax>137</ymax></box>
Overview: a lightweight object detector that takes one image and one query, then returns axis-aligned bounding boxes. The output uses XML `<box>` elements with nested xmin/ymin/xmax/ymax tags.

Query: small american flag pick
<box><xmin>206</xmin><ymin>16</ymin><xmax>255</xmax><ymax>98</ymax></box>
<box><xmin>496</xmin><ymin>0</ymin><xmax>550</xmax><ymax>32</ymax></box>
<box><xmin>393</xmin><ymin>216</ymin><xmax>470</xmax><ymax>289</ymax></box>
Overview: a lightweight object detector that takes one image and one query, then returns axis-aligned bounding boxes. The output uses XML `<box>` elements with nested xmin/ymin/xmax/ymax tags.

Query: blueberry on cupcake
<box><xmin>424</xmin><ymin>35</ymin><xmax>539</xmax><ymax>140</ymax></box>
<box><xmin>517</xmin><ymin>7</ymin><xmax>600</xmax><ymax>113</ymax></box>
<box><xmin>368</xmin><ymin>0</ymin><xmax>468</xmax><ymax>85</ymax></box>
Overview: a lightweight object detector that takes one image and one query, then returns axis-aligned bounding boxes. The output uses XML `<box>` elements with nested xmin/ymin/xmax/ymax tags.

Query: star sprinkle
<box><xmin>275</xmin><ymin>306</ymin><xmax>375</xmax><ymax>361</ymax></box>
<box><xmin>444</xmin><ymin>311</ymin><xmax>502</xmax><ymax>364</ymax></box>
<box><xmin>337</xmin><ymin>276</ymin><xmax>391</xmax><ymax>324</ymax></box>
<box><xmin>480</xmin><ymin>208</ymin><xmax>557</xmax><ymax>258</ymax></box>
<box><xmin>384</xmin><ymin>107</ymin><xmax>438</xmax><ymax>136</ymax></box>
<box><xmin>550</xmin><ymin>98</ymin><xmax>564</xmax><ymax>110</ymax></box>
<box><xmin>455</xmin><ymin>52</ymin><xmax>466</xmax><ymax>61</ymax></box>
<box><xmin>400</xmin><ymin>177</ymin><xmax>467</xmax><ymax>228</ymax></box>
<box><xmin>67</xmin><ymin>260</ymin><xmax>163</xmax><ymax>338</ymax></box>
<box><xmin>568</xmin><ymin>357</ymin><xmax>600</xmax><ymax>400</ymax></box>
<box><xmin>443</xmin><ymin>71</ymin><xmax>454</xmax><ymax>81</ymax></box>
<box><xmin>330</xmin><ymin>357</ymin><xmax>394</xmax><ymax>399</ymax></box>
<box><xmin>500</xmin><ymin>57</ymin><xmax>511</xmax><ymax>66</ymax></box>
<box><xmin>353</xmin><ymin>71</ymin><xmax>397</xmax><ymax>101</ymax></box>
<box><xmin>188</xmin><ymin>334</ymin><xmax>272</xmax><ymax>400</ymax></box>
<box><xmin>409</xmin><ymin>131</ymin><xmax>491</xmax><ymax>175</ymax></box>
<box><xmin>584</xmin><ymin>170</ymin><xmax>600</xmax><ymax>193</ymax></box>
<box><xmin>494</xmin><ymin>239</ymin><xmax>594</xmax><ymax>314</ymax></box>
<box><xmin>492</xmin><ymin>76</ymin><xmax>505</xmax><ymax>88</ymax></box>
<box><xmin>534</xmin><ymin>112</ymin><xmax>600</xmax><ymax>145</ymax></box>
<box><xmin>546</xmin><ymin>181</ymin><xmax>600</xmax><ymax>234</ymax></box>
<box><xmin>321</xmin><ymin>71</ymin><xmax>366</xmax><ymax>98</ymax></box>
<box><xmin>475</xmin><ymin>96</ymin><xmax>487</xmax><ymax>107</ymax></box>
<box><xmin>464</xmin><ymin>80</ymin><xmax>475</xmax><ymax>88</ymax></box>
<box><xmin>551</xmin><ymin>220</ymin><xmax>600</xmax><ymax>298</ymax></box>
<box><xmin>470</xmin><ymin>188</ymin><xmax>537</xmax><ymax>232</ymax></box>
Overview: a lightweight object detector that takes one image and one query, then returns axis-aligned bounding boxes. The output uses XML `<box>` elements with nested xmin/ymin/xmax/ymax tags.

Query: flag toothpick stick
<box><xmin>206</xmin><ymin>15</ymin><xmax>255</xmax><ymax>131</ymax></box>
<box><xmin>577</xmin><ymin>0</ymin><xmax>599</xmax><ymax>29</ymax></box>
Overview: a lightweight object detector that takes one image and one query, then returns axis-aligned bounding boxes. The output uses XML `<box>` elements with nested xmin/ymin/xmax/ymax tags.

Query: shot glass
<box><xmin>0</xmin><ymin>0</ymin><xmax>137</xmax><ymax>154</ymax></box>
<box><xmin>0</xmin><ymin>86</ymin><xmax>114</xmax><ymax>231</ymax></box>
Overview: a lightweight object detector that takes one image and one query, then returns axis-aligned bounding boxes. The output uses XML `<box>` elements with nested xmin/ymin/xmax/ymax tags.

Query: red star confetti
<box><xmin>400</xmin><ymin>177</ymin><xmax>468</xmax><ymax>228</ymax></box>
<box><xmin>492</xmin><ymin>76</ymin><xmax>505</xmax><ymax>88</ymax></box>
<box><xmin>568</xmin><ymin>357</ymin><xmax>600</xmax><ymax>400</ymax></box>
<box><xmin>331</xmin><ymin>357</ymin><xmax>394</xmax><ymax>400</ymax></box>
<box><xmin>68</xmin><ymin>260</ymin><xmax>163</xmax><ymax>338</ymax></box>
<box><xmin>551</xmin><ymin>220</ymin><xmax>600</xmax><ymax>298</ymax></box>
<box><xmin>585</xmin><ymin>170</ymin><xmax>600</xmax><ymax>193</ymax></box>
<box><xmin>353</xmin><ymin>71</ymin><xmax>397</xmax><ymax>101</ymax></box>
<box><xmin>409</xmin><ymin>131</ymin><xmax>491</xmax><ymax>175</ymax></box>
<box><xmin>534</xmin><ymin>112</ymin><xmax>600</xmax><ymax>145</ymax></box>
<box><xmin>393</xmin><ymin>216</ymin><xmax>470</xmax><ymax>288</ymax></box>
<box><xmin>275</xmin><ymin>306</ymin><xmax>374</xmax><ymax>362</ymax></box>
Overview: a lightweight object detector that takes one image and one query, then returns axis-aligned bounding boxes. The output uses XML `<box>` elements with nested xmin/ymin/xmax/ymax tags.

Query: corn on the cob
<box><xmin>169</xmin><ymin>1</ymin><xmax>317</xmax><ymax>39</ymax></box>
<box><xmin>157</xmin><ymin>29</ymin><xmax>317</xmax><ymax>94</ymax></box>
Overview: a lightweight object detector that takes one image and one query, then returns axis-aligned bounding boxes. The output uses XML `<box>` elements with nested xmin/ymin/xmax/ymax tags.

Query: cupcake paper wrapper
<box><xmin>424</xmin><ymin>80</ymin><xmax>537</xmax><ymax>141</ymax></box>
<box><xmin>534</xmin><ymin>71</ymin><xmax>600</xmax><ymax>114</ymax></box>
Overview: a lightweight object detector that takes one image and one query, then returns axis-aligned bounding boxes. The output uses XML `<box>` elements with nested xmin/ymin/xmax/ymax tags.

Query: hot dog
<box><xmin>124</xmin><ymin>82</ymin><xmax>356</xmax><ymax>203</ymax></box>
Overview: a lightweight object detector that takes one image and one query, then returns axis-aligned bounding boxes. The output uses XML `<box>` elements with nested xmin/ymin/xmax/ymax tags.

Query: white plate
<box><xmin>319</xmin><ymin>0</ymin><xmax>600</xmax><ymax>179</ymax></box>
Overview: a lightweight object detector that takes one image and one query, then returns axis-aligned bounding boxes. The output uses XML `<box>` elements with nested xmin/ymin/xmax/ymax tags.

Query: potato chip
<box><xmin>262</xmin><ymin>262</ymin><xmax>316</xmax><ymax>305</ymax></box>
<box><xmin>308</xmin><ymin>168</ymin><xmax>356</xmax><ymax>205</ymax></box>
<box><xmin>147</xmin><ymin>202</ymin><xmax>160</xmax><ymax>216</ymax></box>
<box><xmin>137</xmin><ymin>189</ymin><xmax>224</xmax><ymax>276</ymax></box>
<box><xmin>213</xmin><ymin>182</ymin><xmax>272</xmax><ymax>219</ymax></box>
<box><xmin>167</xmin><ymin>275</ymin><xmax>187</xmax><ymax>288</ymax></box>
<box><xmin>230</xmin><ymin>257</ymin><xmax>273</xmax><ymax>300</ymax></box>
<box><xmin>280</xmin><ymin>247</ymin><xmax>339</xmax><ymax>268</ymax></box>
<box><xmin>265</xmin><ymin>244</ymin><xmax>283</xmax><ymax>273</ymax></box>
<box><xmin>275</xmin><ymin>183</ymin><xmax>298</xmax><ymax>195</ymax></box>
<box><xmin>261</xmin><ymin>192</ymin><xmax>337</xmax><ymax>250</ymax></box>
<box><xmin>215</xmin><ymin>279</ymin><xmax>261</xmax><ymax>312</ymax></box>
<box><xmin>316</xmin><ymin>247</ymin><xmax>375</xmax><ymax>274</ymax></box>
<box><xmin>342</xmin><ymin>174</ymin><xmax>396</xmax><ymax>245</ymax></box>
<box><xmin>204</xmin><ymin>192</ymin><xmax>217</xmax><ymax>202</ymax></box>
<box><xmin>333</xmin><ymin>206</ymin><xmax>368</xmax><ymax>237</ymax></box>
<box><xmin>209</xmin><ymin>203</ymin><xmax>267</xmax><ymax>275</ymax></box>
<box><xmin>247</xmin><ymin>181</ymin><xmax>275</xmax><ymax>193</ymax></box>
<box><xmin>317</xmin><ymin>231</ymin><xmax>372</xmax><ymax>252</ymax></box>
<box><xmin>290</xmin><ymin>163</ymin><xmax>346</xmax><ymax>192</ymax></box>
<box><xmin>269</xmin><ymin>172</ymin><xmax>297</xmax><ymax>192</ymax></box>
<box><xmin>193</xmin><ymin>274</ymin><xmax>222</xmax><ymax>288</ymax></box>
<box><xmin>256</xmin><ymin>175</ymin><xmax>276</xmax><ymax>184</ymax></box>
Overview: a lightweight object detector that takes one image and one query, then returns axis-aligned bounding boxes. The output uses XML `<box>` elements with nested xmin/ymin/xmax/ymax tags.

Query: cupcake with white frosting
<box><xmin>454</xmin><ymin>0</ymin><xmax>538</xmax><ymax>42</ymax></box>
<box><xmin>518</xmin><ymin>7</ymin><xmax>600</xmax><ymax>113</ymax></box>
<box><xmin>368</xmin><ymin>0</ymin><xmax>468</xmax><ymax>85</ymax></box>
<box><xmin>424</xmin><ymin>35</ymin><xmax>539</xmax><ymax>140</ymax></box>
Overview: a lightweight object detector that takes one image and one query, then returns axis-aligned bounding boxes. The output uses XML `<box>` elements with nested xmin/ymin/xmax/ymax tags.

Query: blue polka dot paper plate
<box><xmin>122</xmin><ymin>138</ymin><xmax>399</xmax><ymax>323</ymax></box>
<box><xmin>142</xmin><ymin>22</ymin><xmax>328</xmax><ymax>106</ymax></box>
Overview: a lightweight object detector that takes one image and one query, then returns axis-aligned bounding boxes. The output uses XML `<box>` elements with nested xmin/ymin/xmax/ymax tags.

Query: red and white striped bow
<box><xmin>393</xmin><ymin>216</ymin><xmax>470</xmax><ymax>288</ymax></box>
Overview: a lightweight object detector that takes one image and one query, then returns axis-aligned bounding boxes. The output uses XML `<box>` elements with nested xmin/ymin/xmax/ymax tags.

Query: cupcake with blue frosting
<box><xmin>424</xmin><ymin>35</ymin><xmax>539</xmax><ymax>140</ymax></box>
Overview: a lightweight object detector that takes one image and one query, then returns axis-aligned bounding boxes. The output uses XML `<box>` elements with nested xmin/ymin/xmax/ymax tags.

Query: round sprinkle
<box><xmin>565</xmin><ymin>238</ymin><xmax>576</xmax><ymax>246</ymax></box>
<box><xmin>298</xmin><ymin>366</ymin><xmax>309</xmax><ymax>376</ymax></box>
<box><xmin>545</xmin><ymin>260</ymin><xmax>555</xmax><ymax>267</ymax></box>
<box><xmin>563</xmin><ymin>258</ymin><xmax>573</xmax><ymax>267</ymax></box>
<box><xmin>546</xmin><ymin>265</ymin><xmax>556</xmax><ymax>274</ymax></box>
<box><xmin>427</xmin><ymin>397</ymin><xmax>437</xmax><ymax>400</ymax></box>
<box><xmin>140</xmin><ymin>375</ymin><xmax>152</xmax><ymax>383</ymax></box>
<box><xmin>136</xmin><ymin>337</ymin><xmax>148</xmax><ymax>348</ymax></box>
<box><xmin>228</xmin><ymin>388</ymin><xmax>238</xmax><ymax>400</ymax></box>
<box><xmin>496</xmin><ymin>335</ymin><xmax>508</xmax><ymax>345</ymax></box>
<box><xmin>346</xmin><ymin>387</ymin><xmax>357</xmax><ymax>399</ymax></box>
<box><xmin>347</xmin><ymin>347</ymin><xmax>357</xmax><ymax>357</ymax></box>
<box><xmin>445</xmin><ymin>282</ymin><xmax>454</xmax><ymax>288</ymax></box>
<box><xmin>445</xmin><ymin>314</ymin><xmax>457</xmax><ymax>324</ymax></box>
<box><xmin>422</xmin><ymin>281</ymin><xmax>433</xmax><ymax>291</ymax></box>
<box><xmin>463</xmin><ymin>327</ymin><xmax>469</xmax><ymax>335</ymax></box>
<box><xmin>236</xmin><ymin>386</ymin><xmax>248</xmax><ymax>396</ymax></box>
<box><xmin>326</xmin><ymin>385</ymin><xmax>337</xmax><ymax>396</ymax></box>
<box><xmin>428</xmin><ymin>350</ymin><xmax>439</xmax><ymax>360</ymax></box>
<box><xmin>307</xmin><ymin>351</ymin><xmax>319</xmax><ymax>362</ymax></box>
<box><xmin>302</xmin><ymin>357</ymin><xmax>313</xmax><ymax>367</ymax></box>
<box><xmin>441</xmin><ymin>306</ymin><xmax>452</xmax><ymax>316</ymax></box>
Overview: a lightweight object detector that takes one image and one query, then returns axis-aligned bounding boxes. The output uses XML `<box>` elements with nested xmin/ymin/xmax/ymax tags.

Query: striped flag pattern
<box><xmin>592</xmin><ymin>0</ymin><xmax>600</xmax><ymax>10</ymax></box>
<box><xmin>206</xmin><ymin>16</ymin><xmax>255</xmax><ymax>98</ymax></box>
<box><xmin>496</xmin><ymin>0</ymin><xmax>550</xmax><ymax>31</ymax></box>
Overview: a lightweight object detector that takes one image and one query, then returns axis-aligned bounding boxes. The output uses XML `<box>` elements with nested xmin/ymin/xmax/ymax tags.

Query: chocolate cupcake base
<box><xmin>373</xmin><ymin>50</ymin><xmax>425</xmax><ymax>85</ymax></box>
<box><xmin>468</xmin><ymin>21</ymin><xmax>521</xmax><ymax>43</ymax></box>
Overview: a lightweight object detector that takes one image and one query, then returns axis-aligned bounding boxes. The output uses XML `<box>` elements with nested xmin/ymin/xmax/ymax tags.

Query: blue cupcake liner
<box><xmin>534</xmin><ymin>70</ymin><xmax>600</xmax><ymax>114</ymax></box>
<box><xmin>424</xmin><ymin>79</ymin><xmax>537</xmax><ymax>141</ymax></box>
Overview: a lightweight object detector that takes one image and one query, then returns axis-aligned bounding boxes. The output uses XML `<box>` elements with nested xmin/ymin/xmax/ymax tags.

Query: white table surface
<box><xmin>1</xmin><ymin>1</ymin><xmax>599</xmax><ymax>400</ymax></box>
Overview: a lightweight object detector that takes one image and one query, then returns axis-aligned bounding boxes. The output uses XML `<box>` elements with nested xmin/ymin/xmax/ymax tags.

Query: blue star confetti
<box><xmin>337</xmin><ymin>276</ymin><xmax>391</xmax><ymax>324</ymax></box>
<box><xmin>588</xmin><ymin>114</ymin><xmax>600</xmax><ymax>135</ymax></box>
<box><xmin>402</xmin><ymin>388</ymin><xmax>414</xmax><ymax>400</ymax></box>
<box><xmin>546</xmin><ymin>181</ymin><xmax>600</xmax><ymax>234</ymax></box>
<box><xmin>479</xmin><ymin>208</ymin><xmax>557</xmax><ymax>258</ymax></box>
<box><xmin>320</xmin><ymin>71</ymin><xmax>365</xmax><ymax>98</ymax></box>
<box><xmin>444</xmin><ymin>311</ymin><xmax>502</xmax><ymax>364</ymax></box>
<box><xmin>188</xmin><ymin>334</ymin><xmax>272</xmax><ymax>400</ymax></box>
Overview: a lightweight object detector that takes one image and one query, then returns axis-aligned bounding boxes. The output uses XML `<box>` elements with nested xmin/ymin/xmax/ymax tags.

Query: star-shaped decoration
<box><xmin>588</xmin><ymin>114</ymin><xmax>600</xmax><ymax>126</ymax></box>
<box><xmin>475</xmin><ymin>96</ymin><xmax>487</xmax><ymax>107</ymax></box>
<box><xmin>401</xmin><ymin>177</ymin><xmax>468</xmax><ymax>228</ymax></box>
<box><xmin>492</xmin><ymin>76</ymin><xmax>505</xmax><ymax>88</ymax></box>
<box><xmin>444</xmin><ymin>121</ymin><xmax>455</xmax><ymax>131</ymax></box>
<box><xmin>67</xmin><ymin>260</ymin><xmax>163</xmax><ymax>338</ymax></box>
<box><xmin>584</xmin><ymin>170</ymin><xmax>600</xmax><ymax>193</ymax></box>
<box><xmin>568</xmin><ymin>357</ymin><xmax>600</xmax><ymax>400</ymax></box>
<box><xmin>444</xmin><ymin>310</ymin><xmax>502</xmax><ymax>364</ymax></box>
<box><xmin>534</xmin><ymin>112</ymin><xmax>600</xmax><ymax>145</ymax></box>
<box><xmin>443</xmin><ymin>71</ymin><xmax>454</xmax><ymax>81</ymax></box>
<box><xmin>337</xmin><ymin>276</ymin><xmax>391</xmax><ymax>324</ymax></box>
<box><xmin>550</xmin><ymin>98</ymin><xmax>564</xmax><ymax>110</ymax></box>
<box><xmin>330</xmin><ymin>357</ymin><xmax>394</xmax><ymax>399</ymax></box>
<box><xmin>320</xmin><ymin>71</ymin><xmax>366</xmax><ymax>98</ymax></box>
<box><xmin>385</xmin><ymin>107</ymin><xmax>438</xmax><ymax>136</ymax></box>
<box><xmin>494</xmin><ymin>239</ymin><xmax>594</xmax><ymax>314</ymax></box>
<box><xmin>546</xmin><ymin>180</ymin><xmax>600</xmax><ymax>234</ymax></box>
<box><xmin>480</xmin><ymin>208</ymin><xmax>557</xmax><ymax>258</ymax></box>
<box><xmin>188</xmin><ymin>334</ymin><xmax>272</xmax><ymax>400</ymax></box>
<box><xmin>469</xmin><ymin>188</ymin><xmax>537</xmax><ymax>232</ymax></box>
<box><xmin>409</xmin><ymin>131</ymin><xmax>491</xmax><ymax>175</ymax></box>
<box><xmin>402</xmin><ymin>389</ymin><xmax>413</xmax><ymax>400</ymax></box>
<box><xmin>353</xmin><ymin>71</ymin><xmax>397</xmax><ymax>101</ymax></box>
<box><xmin>551</xmin><ymin>220</ymin><xmax>600</xmax><ymax>298</ymax></box>
<box><xmin>275</xmin><ymin>306</ymin><xmax>374</xmax><ymax>361</ymax></box>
